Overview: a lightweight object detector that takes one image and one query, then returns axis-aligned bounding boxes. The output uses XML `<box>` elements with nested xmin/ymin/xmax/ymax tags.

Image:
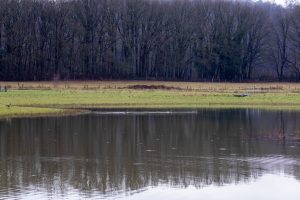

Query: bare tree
<box><xmin>0</xmin><ymin>0</ymin><xmax>299</xmax><ymax>81</ymax></box>
<box><xmin>268</xmin><ymin>7</ymin><xmax>292</xmax><ymax>81</ymax></box>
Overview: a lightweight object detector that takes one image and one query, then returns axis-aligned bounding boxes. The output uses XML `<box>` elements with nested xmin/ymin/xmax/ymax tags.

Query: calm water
<box><xmin>1</xmin><ymin>109</ymin><xmax>300</xmax><ymax>199</ymax></box>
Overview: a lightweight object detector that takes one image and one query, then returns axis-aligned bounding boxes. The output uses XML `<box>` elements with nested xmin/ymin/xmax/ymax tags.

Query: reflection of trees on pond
<box><xmin>0</xmin><ymin>109</ymin><xmax>300</xmax><ymax>196</ymax></box>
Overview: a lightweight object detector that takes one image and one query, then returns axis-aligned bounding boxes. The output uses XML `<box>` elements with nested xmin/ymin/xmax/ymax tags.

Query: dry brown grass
<box><xmin>1</xmin><ymin>81</ymin><xmax>300</xmax><ymax>93</ymax></box>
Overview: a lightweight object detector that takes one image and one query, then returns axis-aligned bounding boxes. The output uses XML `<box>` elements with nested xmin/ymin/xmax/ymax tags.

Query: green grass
<box><xmin>0</xmin><ymin>105</ymin><xmax>66</xmax><ymax>118</ymax></box>
<box><xmin>1</xmin><ymin>86</ymin><xmax>300</xmax><ymax>118</ymax></box>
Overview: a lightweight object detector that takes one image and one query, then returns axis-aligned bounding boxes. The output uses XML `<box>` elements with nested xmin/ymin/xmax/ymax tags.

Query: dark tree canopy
<box><xmin>0</xmin><ymin>0</ymin><xmax>299</xmax><ymax>81</ymax></box>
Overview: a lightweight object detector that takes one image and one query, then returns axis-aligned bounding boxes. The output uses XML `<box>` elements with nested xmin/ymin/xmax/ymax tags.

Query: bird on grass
<box><xmin>6</xmin><ymin>104</ymin><xmax>11</xmax><ymax>109</ymax></box>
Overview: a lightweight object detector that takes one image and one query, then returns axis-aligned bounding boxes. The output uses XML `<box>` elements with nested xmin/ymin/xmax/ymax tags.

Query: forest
<box><xmin>0</xmin><ymin>0</ymin><xmax>300</xmax><ymax>81</ymax></box>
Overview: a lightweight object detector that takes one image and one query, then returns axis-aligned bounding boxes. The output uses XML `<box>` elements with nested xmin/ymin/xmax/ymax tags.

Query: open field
<box><xmin>1</xmin><ymin>81</ymin><xmax>300</xmax><ymax>118</ymax></box>
<box><xmin>2</xmin><ymin>81</ymin><xmax>300</xmax><ymax>92</ymax></box>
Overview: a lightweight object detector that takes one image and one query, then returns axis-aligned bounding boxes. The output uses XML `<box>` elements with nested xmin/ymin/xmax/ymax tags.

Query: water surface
<box><xmin>0</xmin><ymin>109</ymin><xmax>300</xmax><ymax>199</ymax></box>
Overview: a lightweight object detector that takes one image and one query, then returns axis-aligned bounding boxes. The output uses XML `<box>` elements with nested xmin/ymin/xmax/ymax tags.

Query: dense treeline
<box><xmin>0</xmin><ymin>0</ymin><xmax>299</xmax><ymax>81</ymax></box>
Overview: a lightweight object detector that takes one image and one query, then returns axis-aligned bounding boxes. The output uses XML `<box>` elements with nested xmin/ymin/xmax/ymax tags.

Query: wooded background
<box><xmin>0</xmin><ymin>0</ymin><xmax>300</xmax><ymax>81</ymax></box>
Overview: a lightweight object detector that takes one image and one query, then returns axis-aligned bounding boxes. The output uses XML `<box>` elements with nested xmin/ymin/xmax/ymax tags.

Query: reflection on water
<box><xmin>0</xmin><ymin>109</ymin><xmax>300</xmax><ymax>199</ymax></box>
<box><xmin>129</xmin><ymin>174</ymin><xmax>300</xmax><ymax>200</ymax></box>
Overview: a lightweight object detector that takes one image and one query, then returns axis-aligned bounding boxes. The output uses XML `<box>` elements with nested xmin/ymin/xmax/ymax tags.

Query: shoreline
<box><xmin>1</xmin><ymin>81</ymin><xmax>300</xmax><ymax>118</ymax></box>
<box><xmin>2</xmin><ymin>105</ymin><xmax>300</xmax><ymax>120</ymax></box>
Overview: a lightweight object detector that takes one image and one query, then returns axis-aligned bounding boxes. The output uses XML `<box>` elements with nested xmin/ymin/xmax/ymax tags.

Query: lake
<box><xmin>0</xmin><ymin>109</ymin><xmax>300</xmax><ymax>199</ymax></box>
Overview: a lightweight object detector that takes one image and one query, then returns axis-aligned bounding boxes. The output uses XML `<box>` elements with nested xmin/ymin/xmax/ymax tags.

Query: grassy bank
<box><xmin>1</xmin><ymin>81</ymin><xmax>300</xmax><ymax>118</ymax></box>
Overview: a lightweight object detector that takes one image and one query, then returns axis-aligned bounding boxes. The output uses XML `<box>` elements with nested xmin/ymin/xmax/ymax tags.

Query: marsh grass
<box><xmin>1</xmin><ymin>81</ymin><xmax>300</xmax><ymax>118</ymax></box>
<box><xmin>2</xmin><ymin>81</ymin><xmax>300</xmax><ymax>93</ymax></box>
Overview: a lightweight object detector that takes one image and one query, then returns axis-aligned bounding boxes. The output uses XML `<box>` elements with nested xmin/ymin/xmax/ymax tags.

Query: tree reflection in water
<box><xmin>0</xmin><ymin>109</ymin><xmax>300</xmax><ymax>198</ymax></box>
